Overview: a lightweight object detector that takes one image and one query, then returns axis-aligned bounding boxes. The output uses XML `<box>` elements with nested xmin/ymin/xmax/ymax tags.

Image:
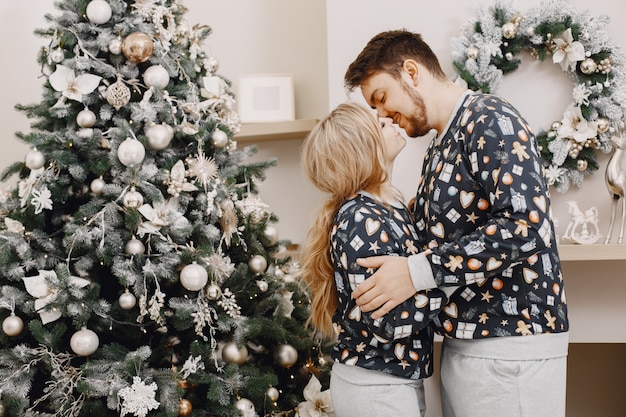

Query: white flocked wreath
<box><xmin>451</xmin><ymin>0</ymin><xmax>626</xmax><ymax>192</ymax></box>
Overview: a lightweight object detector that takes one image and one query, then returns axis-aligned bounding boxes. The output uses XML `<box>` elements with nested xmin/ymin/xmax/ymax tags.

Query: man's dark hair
<box><xmin>344</xmin><ymin>29</ymin><xmax>447</xmax><ymax>91</ymax></box>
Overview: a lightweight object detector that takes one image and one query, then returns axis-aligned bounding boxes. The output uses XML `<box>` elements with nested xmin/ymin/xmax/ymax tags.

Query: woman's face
<box><xmin>380</xmin><ymin>116</ymin><xmax>406</xmax><ymax>165</ymax></box>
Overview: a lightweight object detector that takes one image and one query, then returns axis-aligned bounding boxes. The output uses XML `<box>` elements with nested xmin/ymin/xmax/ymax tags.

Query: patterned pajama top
<box><xmin>414</xmin><ymin>92</ymin><xmax>569</xmax><ymax>339</ymax></box>
<box><xmin>330</xmin><ymin>192</ymin><xmax>447</xmax><ymax>379</ymax></box>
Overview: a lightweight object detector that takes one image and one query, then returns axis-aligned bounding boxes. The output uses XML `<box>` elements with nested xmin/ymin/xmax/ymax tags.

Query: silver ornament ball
<box><xmin>248</xmin><ymin>255</ymin><xmax>268</xmax><ymax>274</ymax></box>
<box><xmin>77</xmin><ymin>108</ymin><xmax>97</xmax><ymax>128</ymax></box>
<box><xmin>25</xmin><ymin>149</ymin><xmax>45</xmax><ymax>170</ymax></box>
<box><xmin>274</xmin><ymin>343</ymin><xmax>298</xmax><ymax>368</ymax></box>
<box><xmin>2</xmin><ymin>314</ymin><xmax>24</xmax><ymax>336</ymax></box>
<box><xmin>266</xmin><ymin>386</ymin><xmax>280</xmax><ymax>402</ymax></box>
<box><xmin>86</xmin><ymin>0</ymin><xmax>112</xmax><ymax>24</ymax></box>
<box><xmin>125</xmin><ymin>237</ymin><xmax>145</xmax><ymax>255</ymax></box>
<box><xmin>206</xmin><ymin>283</ymin><xmax>222</xmax><ymax>300</ymax></box>
<box><xmin>222</xmin><ymin>342</ymin><xmax>249</xmax><ymax>365</ymax></box>
<box><xmin>263</xmin><ymin>225</ymin><xmax>279</xmax><ymax>245</ymax></box>
<box><xmin>580</xmin><ymin>58</ymin><xmax>597</xmax><ymax>75</ymax></box>
<box><xmin>143</xmin><ymin>65</ymin><xmax>170</xmax><ymax>89</ymax></box>
<box><xmin>90</xmin><ymin>177</ymin><xmax>106</xmax><ymax>195</ymax></box>
<box><xmin>145</xmin><ymin>124</ymin><xmax>174</xmax><ymax>150</ymax></box>
<box><xmin>180</xmin><ymin>263</ymin><xmax>208</xmax><ymax>291</ymax></box>
<box><xmin>70</xmin><ymin>327</ymin><xmax>100</xmax><ymax>356</ymax></box>
<box><xmin>108</xmin><ymin>38</ymin><xmax>122</xmax><ymax>54</ymax></box>
<box><xmin>211</xmin><ymin>129</ymin><xmax>229</xmax><ymax>148</ymax></box>
<box><xmin>117</xmin><ymin>138</ymin><xmax>146</xmax><ymax>167</ymax></box>
<box><xmin>502</xmin><ymin>22</ymin><xmax>517</xmax><ymax>39</ymax></box>
<box><xmin>50</xmin><ymin>48</ymin><xmax>64</xmax><ymax>63</ymax></box>
<box><xmin>118</xmin><ymin>290</ymin><xmax>137</xmax><ymax>310</ymax></box>
<box><xmin>233</xmin><ymin>398</ymin><xmax>255</xmax><ymax>417</ymax></box>
<box><xmin>123</xmin><ymin>188</ymin><xmax>144</xmax><ymax>209</ymax></box>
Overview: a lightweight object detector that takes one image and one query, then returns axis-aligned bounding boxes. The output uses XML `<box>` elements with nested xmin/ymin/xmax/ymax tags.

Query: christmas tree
<box><xmin>0</xmin><ymin>1</ymin><xmax>330</xmax><ymax>416</ymax></box>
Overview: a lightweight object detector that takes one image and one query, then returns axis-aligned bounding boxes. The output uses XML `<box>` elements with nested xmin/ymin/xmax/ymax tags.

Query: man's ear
<box><xmin>402</xmin><ymin>59</ymin><xmax>419</xmax><ymax>86</ymax></box>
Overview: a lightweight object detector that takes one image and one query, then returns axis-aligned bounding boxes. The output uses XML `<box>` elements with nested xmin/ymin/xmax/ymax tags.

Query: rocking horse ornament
<box><xmin>563</xmin><ymin>201</ymin><xmax>601</xmax><ymax>244</ymax></box>
<box><xmin>604</xmin><ymin>128</ymin><xmax>626</xmax><ymax>244</ymax></box>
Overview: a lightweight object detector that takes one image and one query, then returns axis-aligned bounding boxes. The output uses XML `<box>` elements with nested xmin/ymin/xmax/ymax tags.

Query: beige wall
<box><xmin>1</xmin><ymin>1</ymin><xmax>625</xmax><ymax>416</ymax></box>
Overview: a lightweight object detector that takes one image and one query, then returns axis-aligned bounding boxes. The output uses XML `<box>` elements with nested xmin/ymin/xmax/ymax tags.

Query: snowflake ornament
<box><xmin>118</xmin><ymin>376</ymin><xmax>160</xmax><ymax>417</ymax></box>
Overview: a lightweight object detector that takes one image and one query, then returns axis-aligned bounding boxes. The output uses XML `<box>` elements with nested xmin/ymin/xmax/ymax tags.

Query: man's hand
<box><xmin>352</xmin><ymin>255</ymin><xmax>415</xmax><ymax>319</ymax></box>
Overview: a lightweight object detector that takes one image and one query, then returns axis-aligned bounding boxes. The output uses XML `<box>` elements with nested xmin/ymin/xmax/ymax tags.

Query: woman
<box><xmin>300</xmin><ymin>103</ymin><xmax>447</xmax><ymax>417</ymax></box>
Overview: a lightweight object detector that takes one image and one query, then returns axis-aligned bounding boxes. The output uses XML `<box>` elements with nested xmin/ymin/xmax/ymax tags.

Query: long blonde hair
<box><xmin>300</xmin><ymin>103</ymin><xmax>389</xmax><ymax>337</ymax></box>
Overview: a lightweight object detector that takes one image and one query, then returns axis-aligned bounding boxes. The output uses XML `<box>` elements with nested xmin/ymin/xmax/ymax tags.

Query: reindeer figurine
<box><xmin>604</xmin><ymin>132</ymin><xmax>626</xmax><ymax>244</ymax></box>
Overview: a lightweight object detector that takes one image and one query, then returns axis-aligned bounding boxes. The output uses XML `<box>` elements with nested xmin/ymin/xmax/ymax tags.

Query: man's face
<box><xmin>360</xmin><ymin>71</ymin><xmax>430</xmax><ymax>138</ymax></box>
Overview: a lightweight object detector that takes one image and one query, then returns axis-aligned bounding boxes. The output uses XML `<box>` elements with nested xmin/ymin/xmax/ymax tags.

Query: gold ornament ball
<box><xmin>178</xmin><ymin>398</ymin><xmax>193</xmax><ymax>417</ymax></box>
<box><xmin>266</xmin><ymin>386</ymin><xmax>280</xmax><ymax>402</ymax></box>
<box><xmin>222</xmin><ymin>341</ymin><xmax>248</xmax><ymax>365</ymax></box>
<box><xmin>122</xmin><ymin>32</ymin><xmax>154</xmax><ymax>63</ymax></box>
<box><xmin>274</xmin><ymin>343</ymin><xmax>298</xmax><ymax>368</ymax></box>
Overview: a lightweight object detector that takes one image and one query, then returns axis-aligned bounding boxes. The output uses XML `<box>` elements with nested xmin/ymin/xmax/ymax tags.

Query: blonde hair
<box><xmin>300</xmin><ymin>103</ymin><xmax>389</xmax><ymax>337</ymax></box>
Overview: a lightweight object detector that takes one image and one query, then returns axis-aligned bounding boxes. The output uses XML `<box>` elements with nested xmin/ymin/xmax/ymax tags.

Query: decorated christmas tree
<box><xmin>0</xmin><ymin>1</ymin><xmax>330</xmax><ymax>416</ymax></box>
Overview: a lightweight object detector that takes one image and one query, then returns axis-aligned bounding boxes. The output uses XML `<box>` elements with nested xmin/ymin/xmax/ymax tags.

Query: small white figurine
<box><xmin>562</xmin><ymin>201</ymin><xmax>601</xmax><ymax>244</ymax></box>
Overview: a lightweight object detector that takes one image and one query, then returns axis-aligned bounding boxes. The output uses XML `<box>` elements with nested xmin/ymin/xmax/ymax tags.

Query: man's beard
<box><xmin>402</xmin><ymin>84</ymin><xmax>430</xmax><ymax>138</ymax></box>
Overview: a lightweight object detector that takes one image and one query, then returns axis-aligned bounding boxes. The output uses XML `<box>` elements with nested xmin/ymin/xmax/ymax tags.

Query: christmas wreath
<box><xmin>451</xmin><ymin>0</ymin><xmax>626</xmax><ymax>192</ymax></box>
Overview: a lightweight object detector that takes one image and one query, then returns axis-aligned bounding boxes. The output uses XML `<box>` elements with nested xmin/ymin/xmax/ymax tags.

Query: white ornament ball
<box><xmin>180</xmin><ymin>263</ymin><xmax>208</xmax><ymax>291</ymax></box>
<box><xmin>145</xmin><ymin>124</ymin><xmax>174</xmax><ymax>150</ymax></box>
<box><xmin>263</xmin><ymin>225</ymin><xmax>279</xmax><ymax>245</ymax></box>
<box><xmin>70</xmin><ymin>327</ymin><xmax>100</xmax><ymax>356</ymax></box>
<box><xmin>274</xmin><ymin>343</ymin><xmax>298</xmax><ymax>368</ymax></box>
<box><xmin>77</xmin><ymin>109</ymin><xmax>97</xmax><ymax>128</ymax></box>
<box><xmin>117</xmin><ymin>138</ymin><xmax>145</xmax><ymax>166</ymax></box>
<box><xmin>222</xmin><ymin>342</ymin><xmax>249</xmax><ymax>365</ymax></box>
<box><xmin>118</xmin><ymin>290</ymin><xmax>137</xmax><ymax>310</ymax></box>
<box><xmin>266</xmin><ymin>386</ymin><xmax>279</xmax><ymax>402</ymax></box>
<box><xmin>233</xmin><ymin>398</ymin><xmax>255</xmax><ymax>417</ymax></box>
<box><xmin>86</xmin><ymin>0</ymin><xmax>112</xmax><ymax>25</ymax></box>
<box><xmin>248</xmin><ymin>255</ymin><xmax>268</xmax><ymax>274</ymax></box>
<box><xmin>90</xmin><ymin>177</ymin><xmax>105</xmax><ymax>194</ymax></box>
<box><xmin>108</xmin><ymin>38</ymin><xmax>122</xmax><ymax>54</ymax></box>
<box><xmin>211</xmin><ymin>129</ymin><xmax>229</xmax><ymax>148</ymax></box>
<box><xmin>123</xmin><ymin>188</ymin><xmax>144</xmax><ymax>209</ymax></box>
<box><xmin>50</xmin><ymin>48</ymin><xmax>64</xmax><ymax>63</ymax></box>
<box><xmin>125</xmin><ymin>237</ymin><xmax>145</xmax><ymax>255</ymax></box>
<box><xmin>25</xmin><ymin>149</ymin><xmax>45</xmax><ymax>170</ymax></box>
<box><xmin>467</xmin><ymin>46</ymin><xmax>479</xmax><ymax>60</ymax></box>
<box><xmin>2</xmin><ymin>314</ymin><xmax>24</xmax><ymax>336</ymax></box>
<box><xmin>142</xmin><ymin>65</ymin><xmax>170</xmax><ymax>89</ymax></box>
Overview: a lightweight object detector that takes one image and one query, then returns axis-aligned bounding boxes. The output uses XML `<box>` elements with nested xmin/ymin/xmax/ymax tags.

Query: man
<box><xmin>345</xmin><ymin>29</ymin><xmax>569</xmax><ymax>417</ymax></box>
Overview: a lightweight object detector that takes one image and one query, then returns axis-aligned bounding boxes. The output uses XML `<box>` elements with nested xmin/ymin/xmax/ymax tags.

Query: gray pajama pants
<box><xmin>330</xmin><ymin>362</ymin><xmax>427</xmax><ymax>417</ymax></box>
<box><xmin>440</xmin><ymin>333</ymin><xmax>569</xmax><ymax>417</ymax></box>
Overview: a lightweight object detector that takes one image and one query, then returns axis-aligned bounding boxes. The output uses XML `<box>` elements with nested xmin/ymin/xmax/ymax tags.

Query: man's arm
<box><xmin>353</xmin><ymin>250</ymin><xmax>436</xmax><ymax>319</ymax></box>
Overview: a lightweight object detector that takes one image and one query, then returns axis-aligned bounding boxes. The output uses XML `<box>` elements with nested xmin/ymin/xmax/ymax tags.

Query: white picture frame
<box><xmin>237</xmin><ymin>73</ymin><xmax>295</xmax><ymax>123</ymax></box>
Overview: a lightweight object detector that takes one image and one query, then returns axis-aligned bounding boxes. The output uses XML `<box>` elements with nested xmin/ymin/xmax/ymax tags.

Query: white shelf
<box><xmin>558</xmin><ymin>243</ymin><xmax>626</xmax><ymax>261</ymax></box>
<box><xmin>234</xmin><ymin>119</ymin><xmax>318</xmax><ymax>143</ymax></box>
